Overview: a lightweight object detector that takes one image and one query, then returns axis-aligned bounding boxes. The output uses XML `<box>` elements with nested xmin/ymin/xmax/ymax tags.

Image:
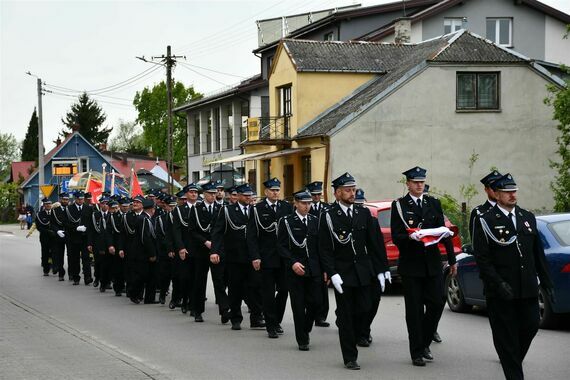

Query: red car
<box><xmin>364</xmin><ymin>200</ymin><xmax>462</xmax><ymax>279</ymax></box>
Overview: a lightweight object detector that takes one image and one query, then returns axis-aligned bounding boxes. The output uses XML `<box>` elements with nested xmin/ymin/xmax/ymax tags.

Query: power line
<box><xmin>181</xmin><ymin>63</ymin><xmax>247</xmax><ymax>78</ymax></box>
<box><xmin>177</xmin><ymin>62</ymin><xmax>230</xmax><ymax>86</ymax></box>
<box><xmin>45</xmin><ymin>90</ymin><xmax>135</xmax><ymax>109</ymax></box>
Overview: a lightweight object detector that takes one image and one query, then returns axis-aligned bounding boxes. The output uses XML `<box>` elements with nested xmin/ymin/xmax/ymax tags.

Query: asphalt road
<box><xmin>1</xmin><ymin>224</ymin><xmax>569</xmax><ymax>380</ymax></box>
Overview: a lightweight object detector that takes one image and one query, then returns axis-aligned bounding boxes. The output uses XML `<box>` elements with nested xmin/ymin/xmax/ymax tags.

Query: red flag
<box><xmin>131</xmin><ymin>171</ymin><xmax>143</xmax><ymax>197</ymax></box>
<box><xmin>86</xmin><ymin>179</ymin><xmax>103</xmax><ymax>203</ymax></box>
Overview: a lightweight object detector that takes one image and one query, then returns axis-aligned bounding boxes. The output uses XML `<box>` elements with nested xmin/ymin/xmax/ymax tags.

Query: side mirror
<box><xmin>462</xmin><ymin>244</ymin><xmax>474</xmax><ymax>255</ymax></box>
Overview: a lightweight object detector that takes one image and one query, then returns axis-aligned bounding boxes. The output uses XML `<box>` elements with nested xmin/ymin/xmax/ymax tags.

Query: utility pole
<box><xmin>37</xmin><ymin>78</ymin><xmax>45</xmax><ymax>198</ymax></box>
<box><xmin>136</xmin><ymin>46</ymin><xmax>185</xmax><ymax>194</ymax></box>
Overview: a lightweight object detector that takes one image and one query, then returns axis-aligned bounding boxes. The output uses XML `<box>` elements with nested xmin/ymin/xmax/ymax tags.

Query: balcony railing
<box><xmin>245</xmin><ymin>116</ymin><xmax>291</xmax><ymax>144</ymax></box>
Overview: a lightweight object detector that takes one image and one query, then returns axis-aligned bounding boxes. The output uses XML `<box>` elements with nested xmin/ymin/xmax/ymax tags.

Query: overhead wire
<box><xmin>177</xmin><ymin>62</ymin><xmax>230</xmax><ymax>86</ymax></box>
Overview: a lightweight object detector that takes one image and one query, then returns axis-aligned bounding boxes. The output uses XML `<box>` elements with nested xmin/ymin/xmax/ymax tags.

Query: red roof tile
<box><xmin>11</xmin><ymin>161</ymin><xmax>36</xmax><ymax>182</ymax></box>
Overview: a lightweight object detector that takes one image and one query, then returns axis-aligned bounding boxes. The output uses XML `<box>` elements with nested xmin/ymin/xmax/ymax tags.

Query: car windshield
<box><xmin>378</xmin><ymin>209</ymin><xmax>391</xmax><ymax>228</ymax></box>
<box><xmin>549</xmin><ymin>220</ymin><xmax>570</xmax><ymax>246</ymax></box>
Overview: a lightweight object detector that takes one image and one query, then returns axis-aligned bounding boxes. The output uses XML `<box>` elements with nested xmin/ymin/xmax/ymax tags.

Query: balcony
<box><xmin>243</xmin><ymin>116</ymin><xmax>292</xmax><ymax>146</ymax></box>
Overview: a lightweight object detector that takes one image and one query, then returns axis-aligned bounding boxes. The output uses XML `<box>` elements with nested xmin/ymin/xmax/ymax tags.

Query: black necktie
<box><xmin>243</xmin><ymin>206</ymin><xmax>248</xmax><ymax>217</ymax></box>
<box><xmin>508</xmin><ymin>212</ymin><xmax>516</xmax><ymax>228</ymax></box>
<box><xmin>347</xmin><ymin>207</ymin><xmax>352</xmax><ymax>219</ymax></box>
<box><xmin>271</xmin><ymin>204</ymin><xmax>276</xmax><ymax>213</ymax></box>
<box><xmin>417</xmin><ymin>199</ymin><xmax>422</xmax><ymax>209</ymax></box>
<box><xmin>302</xmin><ymin>217</ymin><xmax>307</xmax><ymax>226</ymax></box>
<box><xmin>208</xmin><ymin>205</ymin><xmax>212</xmax><ymax>214</ymax></box>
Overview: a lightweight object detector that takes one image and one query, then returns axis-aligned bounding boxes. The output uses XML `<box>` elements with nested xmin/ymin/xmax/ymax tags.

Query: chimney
<box><xmin>461</xmin><ymin>17</ymin><xmax>468</xmax><ymax>30</ymax></box>
<box><xmin>394</xmin><ymin>17</ymin><xmax>412</xmax><ymax>44</ymax></box>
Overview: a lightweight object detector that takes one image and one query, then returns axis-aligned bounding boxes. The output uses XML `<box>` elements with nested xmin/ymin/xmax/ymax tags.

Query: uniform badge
<box><xmin>408</xmin><ymin>220</ymin><xmax>414</xmax><ymax>225</ymax></box>
<box><xmin>337</xmin><ymin>210</ymin><xmax>342</xmax><ymax>216</ymax></box>
<box><xmin>339</xmin><ymin>234</ymin><xmax>344</xmax><ymax>240</ymax></box>
<box><xmin>500</xmin><ymin>238</ymin><xmax>505</xmax><ymax>242</ymax></box>
<box><xmin>505</xmin><ymin>230</ymin><xmax>509</xmax><ymax>234</ymax></box>
<box><xmin>524</xmin><ymin>221</ymin><xmax>530</xmax><ymax>228</ymax></box>
<box><xmin>499</xmin><ymin>229</ymin><xmax>503</xmax><ymax>234</ymax></box>
<box><xmin>528</xmin><ymin>228</ymin><xmax>533</xmax><ymax>232</ymax></box>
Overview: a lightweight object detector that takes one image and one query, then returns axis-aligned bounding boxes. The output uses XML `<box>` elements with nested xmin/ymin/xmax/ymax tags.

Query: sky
<box><xmin>1</xmin><ymin>0</ymin><xmax>570</xmax><ymax>154</ymax></box>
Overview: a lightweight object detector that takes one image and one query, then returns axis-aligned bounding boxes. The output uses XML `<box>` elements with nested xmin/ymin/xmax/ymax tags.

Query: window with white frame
<box><xmin>324</xmin><ymin>32</ymin><xmax>334</xmax><ymax>41</ymax></box>
<box><xmin>456</xmin><ymin>72</ymin><xmax>500</xmax><ymax>111</ymax></box>
<box><xmin>278</xmin><ymin>85</ymin><xmax>292</xmax><ymax>116</ymax></box>
<box><xmin>486</xmin><ymin>18</ymin><xmax>513</xmax><ymax>47</ymax></box>
<box><xmin>444</xmin><ymin>18</ymin><xmax>464</xmax><ymax>34</ymax></box>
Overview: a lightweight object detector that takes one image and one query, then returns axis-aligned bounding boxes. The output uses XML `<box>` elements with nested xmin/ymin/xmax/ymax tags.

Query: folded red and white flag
<box><xmin>407</xmin><ymin>227</ymin><xmax>454</xmax><ymax>247</ymax></box>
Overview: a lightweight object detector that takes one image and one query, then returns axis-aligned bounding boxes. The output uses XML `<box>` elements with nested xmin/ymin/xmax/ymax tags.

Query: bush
<box><xmin>0</xmin><ymin>183</ymin><xmax>21</xmax><ymax>223</ymax></box>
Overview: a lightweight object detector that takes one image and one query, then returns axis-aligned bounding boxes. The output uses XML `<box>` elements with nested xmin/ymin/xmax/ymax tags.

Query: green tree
<box><xmin>107</xmin><ymin>120</ymin><xmax>148</xmax><ymax>155</ymax></box>
<box><xmin>59</xmin><ymin>92</ymin><xmax>111</xmax><ymax>146</ymax></box>
<box><xmin>21</xmin><ymin>108</ymin><xmax>39</xmax><ymax>162</ymax></box>
<box><xmin>0</xmin><ymin>182</ymin><xmax>20</xmax><ymax>223</ymax></box>
<box><xmin>0</xmin><ymin>132</ymin><xmax>20</xmax><ymax>180</ymax></box>
<box><xmin>133</xmin><ymin>81</ymin><xmax>201</xmax><ymax>165</ymax></box>
<box><xmin>545</xmin><ymin>64</ymin><xmax>570</xmax><ymax>212</ymax></box>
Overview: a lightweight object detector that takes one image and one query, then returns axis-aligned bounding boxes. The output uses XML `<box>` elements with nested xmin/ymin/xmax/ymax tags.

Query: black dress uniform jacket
<box><xmin>172</xmin><ymin>203</ymin><xmax>194</xmax><ymax>253</ymax></box>
<box><xmin>277</xmin><ymin>213</ymin><xmax>321</xmax><ymax>278</ymax></box>
<box><xmin>473</xmin><ymin>205</ymin><xmax>553</xmax><ymax>298</ymax></box>
<box><xmin>64</xmin><ymin>202</ymin><xmax>89</xmax><ymax>244</ymax></box>
<box><xmin>391</xmin><ymin>194</ymin><xmax>456</xmax><ymax>277</ymax></box>
<box><xmin>247</xmin><ymin>199</ymin><xmax>293</xmax><ymax>268</ymax></box>
<box><xmin>36</xmin><ymin>209</ymin><xmax>54</xmax><ymax>241</ymax></box>
<box><xmin>469</xmin><ymin>200</ymin><xmax>495</xmax><ymax>240</ymax></box>
<box><xmin>189</xmin><ymin>202</ymin><xmax>221</xmax><ymax>256</ymax></box>
<box><xmin>211</xmin><ymin>203</ymin><xmax>250</xmax><ymax>263</ymax></box>
<box><xmin>319</xmin><ymin>202</ymin><xmax>386</xmax><ymax>286</ymax></box>
<box><xmin>50</xmin><ymin>205</ymin><xmax>67</xmax><ymax>237</ymax></box>
<box><xmin>156</xmin><ymin>212</ymin><xmax>175</xmax><ymax>257</ymax></box>
<box><xmin>87</xmin><ymin>210</ymin><xmax>112</xmax><ymax>253</ymax></box>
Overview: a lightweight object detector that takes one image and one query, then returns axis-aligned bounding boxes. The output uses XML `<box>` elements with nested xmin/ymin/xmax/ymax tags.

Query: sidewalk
<box><xmin>0</xmin><ymin>293</ymin><xmax>166</xmax><ymax>380</ymax></box>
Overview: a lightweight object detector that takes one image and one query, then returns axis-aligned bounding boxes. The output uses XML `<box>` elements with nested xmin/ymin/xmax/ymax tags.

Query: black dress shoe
<box><xmin>59</xmin><ymin>277</ymin><xmax>65</xmax><ymax>282</ymax></box>
<box><xmin>181</xmin><ymin>305</ymin><xmax>188</xmax><ymax>314</ymax></box>
<box><xmin>267</xmin><ymin>330</ymin><xmax>279</xmax><ymax>339</ymax></box>
<box><xmin>43</xmin><ymin>273</ymin><xmax>49</xmax><ymax>277</ymax></box>
<box><xmin>412</xmin><ymin>357</ymin><xmax>426</xmax><ymax>367</ymax></box>
<box><xmin>130</xmin><ymin>297</ymin><xmax>141</xmax><ymax>304</ymax></box>
<box><xmin>231</xmin><ymin>322</ymin><xmax>241</xmax><ymax>330</ymax></box>
<box><xmin>276</xmin><ymin>325</ymin><xmax>284</xmax><ymax>334</ymax></box>
<box><xmin>144</xmin><ymin>300</ymin><xmax>159</xmax><ymax>304</ymax></box>
<box><xmin>221</xmin><ymin>310</ymin><xmax>230</xmax><ymax>324</ymax></box>
<box><xmin>99</xmin><ymin>286</ymin><xmax>105</xmax><ymax>293</ymax></box>
<box><xmin>93</xmin><ymin>279</ymin><xmax>99</xmax><ymax>288</ymax></box>
<box><xmin>190</xmin><ymin>310</ymin><xmax>195</xmax><ymax>317</ymax></box>
<box><xmin>250</xmin><ymin>320</ymin><xmax>266</xmax><ymax>329</ymax></box>
<box><xmin>159</xmin><ymin>295</ymin><xmax>166</xmax><ymax>305</ymax></box>
<box><xmin>169</xmin><ymin>301</ymin><xmax>176</xmax><ymax>309</ymax></box>
<box><xmin>115</xmin><ymin>292</ymin><xmax>122</xmax><ymax>297</ymax></box>
<box><xmin>195</xmin><ymin>314</ymin><xmax>204</xmax><ymax>322</ymax></box>
<box><xmin>344</xmin><ymin>361</ymin><xmax>360</xmax><ymax>370</ymax></box>
<box><xmin>433</xmin><ymin>331</ymin><xmax>442</xmax><ymax>343</ymax></box>
<box><xmin>315</xmin><ymin>320</ymin><xmax>330</xmax><ymax>327</ymax></box>
<box><xmin>357</xmin><ymin>338</ymin><xmax>370</xmax><ymax>347</ymax></box>
<box><xmin>422</xmin><ymin>348</ymin><xmax>433</xmax><ymax>361</ymax></box>
<box><xmin>73</xmin><ymin>280</ymin><xmax>80</xmax><ymax>285</ymax></box>
<box><xmin>298</xmin><ymin>344</ymin><xmax>310</xmax><ymax>351</ymax></box>
<box><xmin>85</xmin><ymin>278</ymin><xmax>93</xmax><ymax>286</ymax></box>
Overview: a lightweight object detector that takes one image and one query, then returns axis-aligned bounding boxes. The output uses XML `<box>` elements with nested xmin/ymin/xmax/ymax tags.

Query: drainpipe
<box><xmin>175</xmin><ymin>111</ymin><xmax>188</xmax><ymax>184</ymax></box>
<box><xmin>322</xmin><ymin>136</ymin><xmax>330</xmax><ymax>203</ymax></box>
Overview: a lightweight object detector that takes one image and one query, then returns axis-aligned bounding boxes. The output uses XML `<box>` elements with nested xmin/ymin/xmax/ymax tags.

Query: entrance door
<box><xmin>283</xmin><ymin>164</ymin><xmax>294</xmax><ymax>201</ymax></box>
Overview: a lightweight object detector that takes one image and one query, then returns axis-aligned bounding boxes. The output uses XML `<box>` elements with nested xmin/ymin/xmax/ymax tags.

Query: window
<box><xmin>206</xmin><ymin>113</ymin><xmax>212</xmax><ymax>153</ymax></box>
<box><xmin>324</xmin><ymin>32</ymin><xmax>334</xmax><ymax>41</ymax></box>
<box><xmin>444</xmin><ymin>18</ymin><xmax>464</xmax><ymax>34</ymax></box>
<box><xmin>456</xmin><ymin>72</ymin><xmax>499</xmax><ymax>110</ymax></box>
<box><xmin>80</xmin><ymin>158</ymin><xmax>88</xmax><ymax>172</ymax></box>
<box><xmin>262</xmin><ymin>160</ymin><xmax>271</xmax><ymax>182</ymax></box>
<box><xmin>301</xmin><ymin>156</ymin><xmax>311</xmax><ymax>186</ymax></box>
<box><xmin>214</xmin><ymin>107</ymin><xmax>221</xmax><ymax>152</ymax></box>
<box><xmin>226</xmin><ymin>104</ymin><xmax>233</xmax><ymax>150</ymax></box>
<box><xmin>486</xmin><ymin>18</ymin><xmax>512</xmax><ymax>47</ymax></box>
<box><xmin>192</xmin><ymin>171</ymin><xmax>200</xmax><ymax>183</ymax></box>
<box><xmin>193</xmin><ymin>114</ymin><xmax>200</xmax><ymax>154</ymax></box>
<box><xmin>279</xmin><ymin>86</ymin><xmax>292</xmax><ymax>116</ymax></box>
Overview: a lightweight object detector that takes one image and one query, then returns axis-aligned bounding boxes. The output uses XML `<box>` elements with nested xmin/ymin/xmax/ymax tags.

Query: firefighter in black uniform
<box><xmin>124</xmin><ymin>196</ymin><xmax>144</xmax><ymax>298</ymax></box>
<box><xmin>64</xmin><ymin>191</ymin><xmax>92</xmax><ymax>286</ymax></box>
<box><xmin>50</xmin><ymin>192</ymin><xmax>69</xmax><ymax>281</ymax></box>
<box><xmin>472</xmin><ymin>173</ymin><xmax>554</xmax><ymax>380</ymax></box>
<box><xmin>306</xmin><ymin>181</ymin><xmax>331</xmax><ymax>328</ymax></box>
<box><xmin>110</xmin><ymin>197</ymin><xmax>130</xmax><ymax>296</ymax></box>
<box><xmin>278</xmin><ymin>189</ymin><xmax>323</xmax><ymax>351</ymax></box>
<box><xmin>211</xmin><ymin>183</ymin><xmax>265</xmax><ymax>331</ymax></box>
<box><xmin>247</xmin><ymin>177</ymin><xmax>293</xmax><ymax>339</ymax></box>
<box><xmin>172</xmin><ymin>183</ymin><xmax>200</xmax><ymax>314</ymax></box>
<box><xmin>35</xmin><ymin>198</ymin><xmax>54</xmax><ymax>276</ymax></box>
<box><xmin>129</xmin><ymin>198</ymin><xmax>158</xmax><ymax>304</ymax></box>
<box><xmin>319</xmin><ymin>173</ymin><xmax>386</xmax><ymax>370</ymax></box>
<box><xmin>87</xmin><ymin>196</ymin><xmax>113</xmax><ymax>291</ymax></box>
<box><xmin>156</xmin><ymin>195</ymin><xmax>177</xmax><ymax>305</ymax></box>
<box><xmin>469</xmin><ymin>170</ymin><xmax>502</xmax><ymax>240</ymax></box>
<box><xmin>189</xmin><ymin>181</ymin><xmax>227</xmax><ymax>322</ymax></box>
<box><xmin>390</xmin><ymin>166</ymin><xmax>457</xmax><ymax>367</ymax></box>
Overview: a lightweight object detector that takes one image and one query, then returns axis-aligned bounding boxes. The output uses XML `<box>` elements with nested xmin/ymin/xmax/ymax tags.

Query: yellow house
<box><xmin>242</xmin><ymin>39</ymin><xmax>379</xmax><ymax>200</ymax></box>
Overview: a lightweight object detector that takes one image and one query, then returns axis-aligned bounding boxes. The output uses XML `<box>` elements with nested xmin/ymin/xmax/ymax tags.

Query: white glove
<box><xmin>57</xmin><ymin>230</ymin><xmax>65</xmax><ymax>238</ymax></box>
<box><xmin>331</xmin><ymin>274</ymin><xmax>344</xmax><ymax>294</ymax></box>
<box><xmin>410</xmin><ymin>231</ymin><xmax>421</xmax><ymax>241</ymax></box>
<box><xmin>378</xmin><ymin>271</ymin><xmax>392</xmax><ymax>292</ymax></box>
<box><xmin>76</xmin><ymin>225</ymin><xmax>87</xmax><ymax>232</ymax></box>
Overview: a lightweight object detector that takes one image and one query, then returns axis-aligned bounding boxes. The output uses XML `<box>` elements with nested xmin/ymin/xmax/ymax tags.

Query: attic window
<box><xmin>324</xmin><ymin>32</ymin><xmax>334</xmax><ymax>41</ymax></box>
<box><xmin>456</xmin><ymin>72</ymin><xmax>499</xmax><ymax>111</ymax></box>
<box><xmin>486</xmin><ymin>18</ymin><xmax>512</xmax><ymax>47</ymax></box>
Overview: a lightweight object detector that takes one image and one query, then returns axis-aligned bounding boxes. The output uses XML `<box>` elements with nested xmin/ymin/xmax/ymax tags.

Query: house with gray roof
<box><xmin>241</xmin><ymin>29</ymin><xmax>565</xmax><ymax>209</ymax></box>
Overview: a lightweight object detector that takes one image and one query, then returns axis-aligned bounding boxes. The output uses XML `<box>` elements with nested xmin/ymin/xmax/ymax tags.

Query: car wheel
<box><xmin>538</xmin><ymin>287</ymin><xmax>559</xmax><ymax>329</ymax></box>
<box><xmin>445</xmin><ymin>274</ymin><xmax>472</xmax><ymax>313</ymax></box>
